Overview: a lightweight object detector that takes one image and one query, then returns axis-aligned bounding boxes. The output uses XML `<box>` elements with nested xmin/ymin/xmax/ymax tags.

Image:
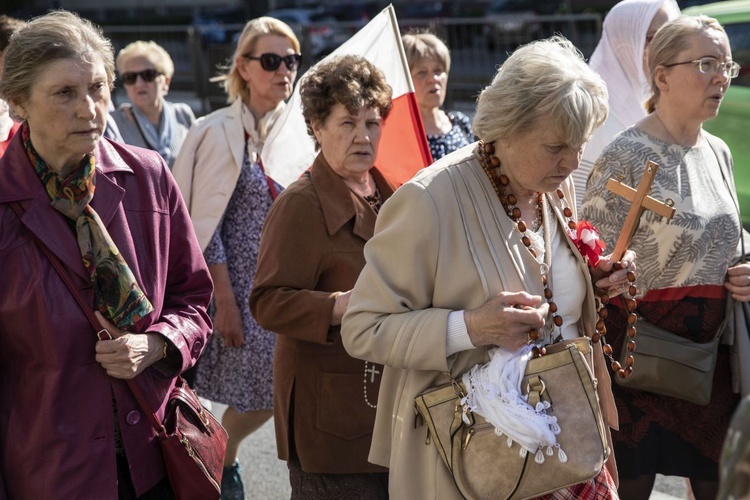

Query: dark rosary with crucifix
<box><xmin>597</xmin><ymin>160</ymin><xmax>676</xmax><ymax>378</ymax></box>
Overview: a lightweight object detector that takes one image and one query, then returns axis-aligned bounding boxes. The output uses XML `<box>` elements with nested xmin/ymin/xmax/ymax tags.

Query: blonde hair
<box><xmin>0</xmin><ymin>10</ymin><xmax>115</xmax><ymax>107</ymax></box>
<box><xmin>645</xmin><ymin>15</ymin><xmax>726</xmax><ymax>113</ymax></box>
<box><xmin>402</xmin><ymin>32</ymin><xmax>451</xmax><ymax>73</ymax></box>
<box><xmin>116</xmin><ymin>40</ymin><xmax>175</xmax><ymax>78</ymax></box>
<box><xmin>473</xmin><ymin>36</ymin><xmax>608</xmax><ymax>149</ymax></box>
<box><xmin>219</xmin><ymin>16</ymin><xmax>300</xmax><ymax>104</ymax></box>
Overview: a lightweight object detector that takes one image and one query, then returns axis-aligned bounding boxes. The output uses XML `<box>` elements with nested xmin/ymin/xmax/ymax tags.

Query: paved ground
<box><xmin>212</xmin><ymin>403</ymin><xmax>689</xmax><ymax>500</ymax></box>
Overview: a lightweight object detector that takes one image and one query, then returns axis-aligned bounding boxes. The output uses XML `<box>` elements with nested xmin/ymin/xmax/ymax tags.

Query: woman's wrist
<box><xmin>147</xmin><ymin>333</ymin><xmax>169</xmax><ymax>365</ymax></box>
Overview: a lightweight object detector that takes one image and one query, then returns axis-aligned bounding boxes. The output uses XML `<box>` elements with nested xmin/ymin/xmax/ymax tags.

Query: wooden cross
<box><xmin>606</xmin><ymin>160</ymin><xmax>676</xmax><ymax>261</ymax></box>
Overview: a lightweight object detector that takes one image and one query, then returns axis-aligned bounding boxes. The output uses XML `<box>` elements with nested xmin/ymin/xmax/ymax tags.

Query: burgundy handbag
<box><xmin>11</xmin><ymin>202</ymin><xmax>228</xmax><ymax>500</ymax></box>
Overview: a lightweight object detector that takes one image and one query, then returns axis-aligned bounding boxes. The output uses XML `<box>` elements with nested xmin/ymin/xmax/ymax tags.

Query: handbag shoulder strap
<box><xmin>9</xmin><ymin>201</ymin><xmax>166</xmax><ymax>434</ymax></box>
<box><xmin>706</xmin><ymin>136</ymin><xmax>746</xmax><ymax>262</ymax></box>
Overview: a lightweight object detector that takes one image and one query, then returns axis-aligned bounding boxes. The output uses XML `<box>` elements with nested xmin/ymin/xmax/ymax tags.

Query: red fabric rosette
<box><xmin>568</xmin><ymin>221</ymin><xmax>606</xmax><ymax>267</ymax></box>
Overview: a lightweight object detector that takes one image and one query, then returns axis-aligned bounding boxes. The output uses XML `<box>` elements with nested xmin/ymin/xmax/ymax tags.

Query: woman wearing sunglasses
<box><xmin>172</xmin><ymin>16</ymin><xmax>301</xmax><ymax>500</ymax></box>
<box><xmin>111</xmin><ymin>41</ymin><xmax>195</xmax><ymax>169</ymax></box>
<box><xmin>582</xmin><ymin>15</ymin><xmax>745</xmax><ymax>500</ymax></box>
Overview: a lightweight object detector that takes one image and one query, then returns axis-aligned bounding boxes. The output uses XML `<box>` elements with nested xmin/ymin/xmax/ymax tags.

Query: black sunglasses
<box><xmin>243</xmin><ymin>53</ymin><xmax>302</xmax><ymax>72</ymax></box>
<box><xmin>121</xmin><ymin>69</ymin><xmax>162</xmax><ymax>85</ymax></box>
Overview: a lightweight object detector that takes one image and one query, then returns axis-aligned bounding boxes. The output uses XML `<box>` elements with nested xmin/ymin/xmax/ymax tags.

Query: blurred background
<box><xmin>3</xmin><ymin>0</ymin><xmax>723</xmax><ymax>116</ymax></box>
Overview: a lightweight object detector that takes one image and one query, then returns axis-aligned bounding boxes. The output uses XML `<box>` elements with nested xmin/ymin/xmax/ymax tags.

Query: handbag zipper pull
<box><xmin>181</xmin><ymin>436</ymin><xmax>195</xmax><ymax>458</ymax></box>
<box><xmin>462</xmin><ymin>428</ymin><xmax>476</xmax><ymax>450</ymax></box>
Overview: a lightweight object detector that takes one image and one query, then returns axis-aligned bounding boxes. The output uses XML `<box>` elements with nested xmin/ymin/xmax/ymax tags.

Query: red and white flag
<box><xmin>262</xmin><ymin>5</ymin><xmax>433</xmax><ymax>187</ymax></box>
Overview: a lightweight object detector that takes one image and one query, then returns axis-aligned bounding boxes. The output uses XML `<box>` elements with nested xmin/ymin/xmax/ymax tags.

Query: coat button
<box><xmin>126</xmin><ymin>410</ymin><xmax>141</xmax><ymax>425</ymax></box>
<box><xmin>191</xmin><ymin>340</ymin><xmax>203</xmax><ymax>356</ymax></box>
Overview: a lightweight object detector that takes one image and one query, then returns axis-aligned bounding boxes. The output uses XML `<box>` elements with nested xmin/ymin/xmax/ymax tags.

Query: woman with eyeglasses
<box><xmin>111</xmin><ymin>41</ymin><xmax>195</xmax><ymax>169</ymax></box>
<box><xmin>582</xmin><ymin>15</ymin><xmax>746</xmax><ymax>500</ymax></box>
<box><xmin>172</xmin><ymin>16</ymin><xmax>301</xmax><ymax>500</ymax></box>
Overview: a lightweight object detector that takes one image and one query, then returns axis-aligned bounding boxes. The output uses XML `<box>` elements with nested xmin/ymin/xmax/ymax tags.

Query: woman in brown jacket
<box><xmin>249</xmin><ymin>54</ymin><xmax>395</xmax><ymax>498</ymax></box>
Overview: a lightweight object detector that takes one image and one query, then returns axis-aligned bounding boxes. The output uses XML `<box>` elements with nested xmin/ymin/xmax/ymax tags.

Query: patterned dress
<box><xmin>195</xmin><ymin>150</ymin><xmax>280</xmax><ymax>412</ymax></box>
<box><xmin>581</xmin><ymin>127</ymin><xmax>741</xmax><ymax>479</ymax></box>
<box><xmin>427</xmin><ymin>111</ymin><xmax>472</xmax><ymax>160</ymax></box>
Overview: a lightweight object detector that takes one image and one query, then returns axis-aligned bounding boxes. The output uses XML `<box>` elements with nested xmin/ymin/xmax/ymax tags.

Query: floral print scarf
<box><xmin>23</xmin><ymin>124</ymin><xmax>153</xmax><ymax>329</ymax></box>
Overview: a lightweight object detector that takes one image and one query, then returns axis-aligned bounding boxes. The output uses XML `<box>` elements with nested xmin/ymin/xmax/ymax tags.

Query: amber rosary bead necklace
<box><xmin>476</xmin><ymin>140</ymin><xmax>636</xmax><ymax>379</ymax></box>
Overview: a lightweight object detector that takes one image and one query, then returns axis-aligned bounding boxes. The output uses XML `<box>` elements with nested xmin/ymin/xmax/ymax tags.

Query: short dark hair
<box><xmin>300</xmin><ymin>54</ymin><xmax>392</xmax><ymax>149</ymax></box>
<box><xmin>0</xmin><ymin>15</ymin><xmax>25</xmax><ymax>53</ymax></box>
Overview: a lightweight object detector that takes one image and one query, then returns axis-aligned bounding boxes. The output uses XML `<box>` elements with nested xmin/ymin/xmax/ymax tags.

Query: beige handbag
<box><xmin>615</xmin><ymin>319</ymin><xmax>721</xmax><ymax>405</ymax></box>
<box><xmin>414</xmin><ymin>338</ymin><xmax>608</xmax><ymax>500</ymax></box>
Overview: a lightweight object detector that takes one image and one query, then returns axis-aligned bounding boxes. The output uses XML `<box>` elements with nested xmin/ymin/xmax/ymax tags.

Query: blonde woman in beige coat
<box><xmin>172</xmin><ymin>16</ymin><xmax>301</xmax><ymax>500</ymax></box>
<box><xmin>342</xmin><ymin>37</ymin><xmax>636</xmax><ymax>499</ymax></box>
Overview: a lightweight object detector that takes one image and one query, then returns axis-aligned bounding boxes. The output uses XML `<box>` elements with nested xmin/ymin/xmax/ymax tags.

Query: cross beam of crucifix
<box><xmin>364</xmin><ymin>364</ymin><xmax>380</xmax><ymax>383</ymax></box>
<box><xmin>606</xmin><ymin>160</ymin><xmax>676</xmax><ymax>262</ymax></box>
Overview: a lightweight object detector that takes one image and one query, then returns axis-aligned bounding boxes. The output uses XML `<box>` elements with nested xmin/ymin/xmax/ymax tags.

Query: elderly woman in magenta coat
<box><xmin>0</xmin><ymin>11</ymin><xmax>212</xmax><ymax>499</ymax></box>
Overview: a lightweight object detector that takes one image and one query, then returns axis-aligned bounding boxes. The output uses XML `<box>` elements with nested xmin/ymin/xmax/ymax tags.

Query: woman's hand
<box><xmin>726</xmin><ymin>262</ymin><xmax>750</xmax><ymax>302</ymax></box>
<box><xmin>590</xmin><ymin>250</ymin><xmax>637</xmax><ymax>297</ymax></box>
<box><xmin>464</xmin><ymin>291</ymin><xmax>549</xmax><ymax>350</ymax></box>
<box><xmin>94</xmin><ymin>311</ymin><xmax>166</xmax><ymax>379</ymax></box>
<box><xmin>208</xmin><ymin>263</ymin><xmax>244</xmax><ymax>347</ymax></box>
<box><xmin>331</xmin><ymin>290</ymin><xmax>352</xmax><ymax>326</ymax></box>
<box><xmin>214</xmin><ymin>298</ymin><xmax>244</xmax><ymax>347</ymax></box>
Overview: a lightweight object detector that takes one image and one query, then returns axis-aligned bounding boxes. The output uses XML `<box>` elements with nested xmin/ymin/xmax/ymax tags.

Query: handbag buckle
<box><xmin>97</xmin><ymin>329</ymin><xmax>112</xmax><ymax>341</ymax></box>
<box><xmin>526</xmin><ymin>377</ymin><xmax>546</xmax><ymax>396</ymax></box>
<box><xmin>450</xmin><ymin>378</ymin><xmax>465</xmax><ymax>398</ymax></box>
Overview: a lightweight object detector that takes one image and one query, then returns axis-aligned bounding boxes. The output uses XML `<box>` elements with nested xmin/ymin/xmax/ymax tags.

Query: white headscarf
<box><xmin>592</xmin><ymin>0</ymin><xmax>681</xmax><ymax>129</ymax></box>
<box><xmin>574</xmin><ymin>0</ymin><xmax>680</xmax><ymax>210</ymax></box>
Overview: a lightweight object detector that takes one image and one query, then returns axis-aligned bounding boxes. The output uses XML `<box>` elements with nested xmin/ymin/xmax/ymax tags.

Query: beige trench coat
<box><xmin>171</xmin><ymin>99</ymin><xmax>284</xmax><ymax>252</ymax></box>
<box><xmin>342</xmin><ymin>143</ymin><xmax>618</xmax><ymax>499</ymax></box>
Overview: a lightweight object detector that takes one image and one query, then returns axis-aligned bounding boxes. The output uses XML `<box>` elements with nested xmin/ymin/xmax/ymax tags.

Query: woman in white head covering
<box><xmin>571</xmin><ymin>0</ymin><xmax>680</xmax><ymax>210</ymax></box>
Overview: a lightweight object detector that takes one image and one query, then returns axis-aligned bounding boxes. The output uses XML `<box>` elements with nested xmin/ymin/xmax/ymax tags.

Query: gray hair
<box><xmin>218</xmin><ymin>16</ymin><xmax>300</xmax><ymax>104</ymax></box>
<box><xmin>473</xmin><ymin>36</ymin><xmax>608</xmax><ymax>149</ymax></box>
<box><xmin>0</xmin><ymin>10</ymin><xmax>115</xmax><ymax>107</ymax></box>
<box><xmin>645</xmin><ymin>15</ymin><xmax>726</xmax><ymax>113</ymax></box>
<box><xmin>402</xmin><ymin>32</ymin><xmax>451</xmax><ymax>74</ymax></box>
<box><xmin>116</xmin><ymin>40</ymin><xmax>175</xmax><ymax>78</ymax></box>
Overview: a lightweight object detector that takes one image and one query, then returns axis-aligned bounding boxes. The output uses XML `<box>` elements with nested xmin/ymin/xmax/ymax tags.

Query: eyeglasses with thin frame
<box><xmin>121</xmin><ymin>69</ymin><xmax>163</xmax><ymax>85</ymax></box>
<box><xmin>242</xmin><ymin>53</ymin><xmax>302</xmax><ymax>72</ymax></box>
<box><xmin>663</xmin><ymin>57</ymin><xmax>741</xmax><ymax>78</ymax></box>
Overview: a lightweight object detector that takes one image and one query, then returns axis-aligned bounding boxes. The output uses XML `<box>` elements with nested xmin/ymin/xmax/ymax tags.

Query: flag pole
<box><xmin>385</xmin><ymin>4</ymin><xmax>433</xmax><ymax>166</ymax></box>
<box><xmin>386</xmin><ymin>5</ymin><xmax>415</xmax><ymax>94</ymax></box>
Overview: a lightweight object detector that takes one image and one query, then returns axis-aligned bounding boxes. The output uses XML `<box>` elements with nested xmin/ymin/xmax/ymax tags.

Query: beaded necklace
<box><xmin>363</xmin><ymin>361</ymin><xmax>379</xmax><ymax>408</ymax></box>
<box><xmin>363</xmin><ymin>187</ymin><xmax>383</xmax><ymax>407</ymax></box>
<box><xmin>476</xmin><ymin>140</ymin><xmax>637</xmax><ymax>378</ymax></box>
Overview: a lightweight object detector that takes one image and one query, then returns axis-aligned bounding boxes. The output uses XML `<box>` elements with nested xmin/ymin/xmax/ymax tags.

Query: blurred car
<box><xmin>324</xmin><ymin>2</ymin><xmax>379</xmax><ymax>27</ymax></box>
<box><xmin>192</xmin><ymin>7</ymin><xmax>245</xmax><ymax>46</ymax></box>
<box><xmin>265</xmin><ymin>8</ymin><xmax>346</xmax><ymax>61</ymax></box>
<box><xmin>684</xmin><ymin>0</ymin><xmax>750</xmax><ymax>225</ymax></box>
<box><xmin>483</xmin><ymin>0</ymin><xmax>564</xmax><ymax>49</ymax></box>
